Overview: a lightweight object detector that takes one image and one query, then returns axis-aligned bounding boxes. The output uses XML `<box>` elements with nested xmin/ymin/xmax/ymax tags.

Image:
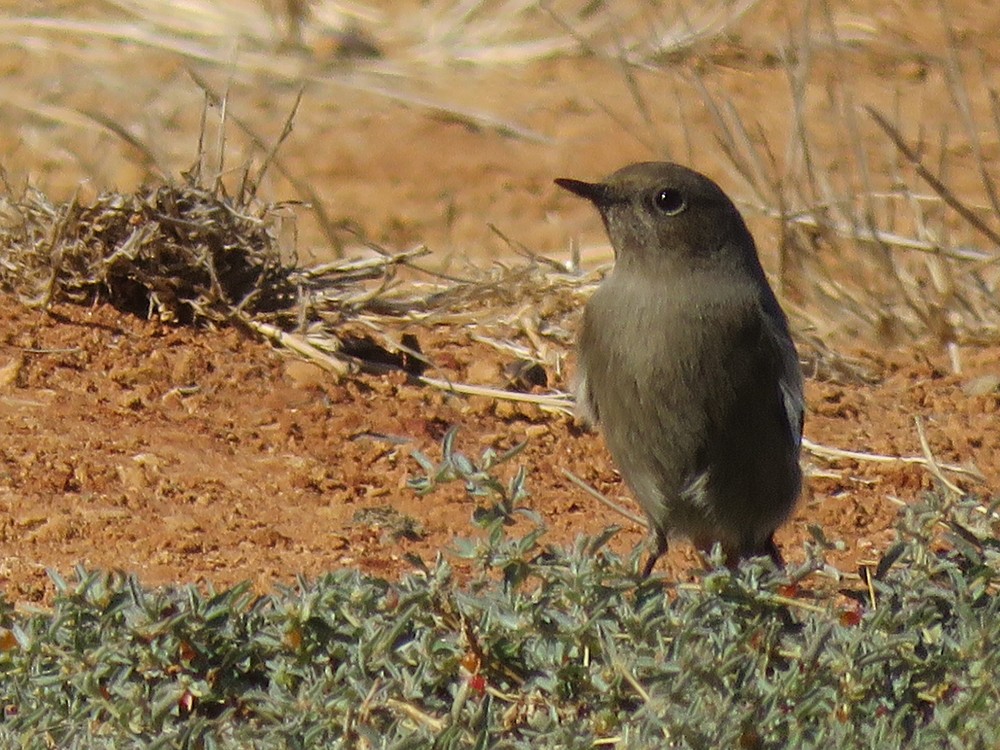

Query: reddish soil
<box><xmin>0</xmin><ymin>296</ymin><xmax>996</xmax><ymax>604</ymax></box>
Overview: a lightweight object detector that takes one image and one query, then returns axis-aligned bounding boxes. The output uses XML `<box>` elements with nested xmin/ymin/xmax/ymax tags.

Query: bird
<box><xmin>555</xmin><ymin>162</ymin><xmax>804</xmax><ymax>577</ymax></box>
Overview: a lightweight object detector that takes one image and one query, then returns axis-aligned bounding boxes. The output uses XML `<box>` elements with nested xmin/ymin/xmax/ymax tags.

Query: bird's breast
<box><xmin>581</xmin><ymin>274</ymin><xmax>759</xmax><ymax>386</ymax></box>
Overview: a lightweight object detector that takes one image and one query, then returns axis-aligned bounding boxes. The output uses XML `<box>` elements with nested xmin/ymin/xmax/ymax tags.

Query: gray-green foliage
<box><xmin>1</xmin><ymin>432</ymin><xmax>998</xmax><ymax>748</ymax></box>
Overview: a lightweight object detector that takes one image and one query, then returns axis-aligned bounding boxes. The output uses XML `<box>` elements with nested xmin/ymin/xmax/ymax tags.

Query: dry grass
<box><xmin>659</xmin><ymin>3</ymin><xmax>1000</xmax><ymax>363</ymax></box>
<box><xmin>0</xmin><ymin>139</ymin><xmax>981</xmax><ymax>489</ymax></box>
<box><xmin>0</xmin><ymin>91</ymin><xmax>594</xmax><ymax>404</ymax></box>
<box><xmin>0</xmin><ymin>180</ymin><xmax>295</xmax><ymax>323</ymax></box>
<box><xmin>4</xmin><ymin>1</ymin><xmax>998</xmax><ymax>355</ymax></box>
<box><xmin>0</xmin><ymin>0</ymin><xmax>998</xmax><ymax>482</ymax></box>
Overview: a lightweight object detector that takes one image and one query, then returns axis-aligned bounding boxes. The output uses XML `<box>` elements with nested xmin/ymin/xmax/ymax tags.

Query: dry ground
<box><xmin>1</xmin><ymin>0</ymin><xmax>999</xmax><ymax>603</ymax></box>
<box><xmin>1</xmin><ymin>295</ymin><xmax>995</xmax><ymax>603</ymax></box>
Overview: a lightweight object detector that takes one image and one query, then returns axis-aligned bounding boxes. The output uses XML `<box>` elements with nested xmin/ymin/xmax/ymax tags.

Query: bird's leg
<box><xmin>723</xmin><ymin>537</ymin><xmax>785</xmax><ymax>569</ymax></box>
<box><xmin>713</xmin><ymin>538</ymin><xmax>785</xmax><ymax>569</ymax></box>
<box><xmin>762</xmin><ymin>535</ymin><xmax>785</xmax><ymax>568</ymax></box>
<box><xmin>641</xmin><ymin>530</ymin><xmax>668</xmax><ymax>578</ymax></box>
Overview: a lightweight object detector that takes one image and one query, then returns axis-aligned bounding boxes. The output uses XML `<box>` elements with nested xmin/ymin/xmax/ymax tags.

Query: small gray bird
<box><xmin>556</xmin><ymin>162</ymin><xmax>804</xmax><ymax>576</ymax></box>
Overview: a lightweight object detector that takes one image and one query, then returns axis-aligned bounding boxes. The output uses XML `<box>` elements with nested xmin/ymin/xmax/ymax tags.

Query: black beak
<box><xmin>554</xmin><ymin>177</ymin><xmax>612</xmax><ymax>206</ymax></box>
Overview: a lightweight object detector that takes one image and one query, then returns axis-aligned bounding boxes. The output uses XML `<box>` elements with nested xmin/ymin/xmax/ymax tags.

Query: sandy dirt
<box><xmin>0</xmin><ymin>296</ymin><xmax>995</xmax><ymax>603</ymax></box>
<box><xmin>1</xmin><ymin>1</ymin><xmax>999</xmax><ymax>603</ymax></box>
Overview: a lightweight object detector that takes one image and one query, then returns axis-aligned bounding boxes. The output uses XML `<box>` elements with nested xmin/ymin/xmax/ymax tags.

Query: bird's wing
<box><xmin>575</xmin><ymin>297</ymin><xmax>606</xmax><ymax>426</ymax></box>
<box><xmin>764</xmin><ymin>311</ymin><xmax>805</xmax><ymax>450</ymax></box>
<box><xmin>575</xmin><ymin>370</ymin><xmax>600</xmax><ymax>425</ymax></box>
<box><xmin>779</xmin><ymin>372</ymin><xmax>805</xmax><ymax>449</ymax></box>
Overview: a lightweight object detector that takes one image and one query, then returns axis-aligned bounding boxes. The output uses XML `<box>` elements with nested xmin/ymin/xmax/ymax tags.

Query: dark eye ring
<box><xmin>654</xmin><ymin>188</ymin><xmax>686</xmax><ymax>215</ymax></box>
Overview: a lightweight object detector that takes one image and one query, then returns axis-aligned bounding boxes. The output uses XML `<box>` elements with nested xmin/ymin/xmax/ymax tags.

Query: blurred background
<box><xmin>2</xmin><ymin>0</ymin><xmax>999</xmax><ymax>349</ymax></box>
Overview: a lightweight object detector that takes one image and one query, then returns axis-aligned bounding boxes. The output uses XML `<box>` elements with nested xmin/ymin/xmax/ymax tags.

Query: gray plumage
<box><xmin>555</xmin><ymin>162</ymin><xmax>804</xmax><ymax>576</ymax></box>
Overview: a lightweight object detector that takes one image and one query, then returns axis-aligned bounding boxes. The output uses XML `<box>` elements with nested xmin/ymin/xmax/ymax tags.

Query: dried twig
<box><xmin>561</xmin><ymin>469</ymin><xmax>647</xmax><ymax>527</ymax></box>
<box><xmin>245</xmin><ymin>320</ymin><xmax>352</xmax><ymax>377</ymax></box>
<box><xmin>912</xmin><ymin>415</ymin><xmax>965</xmax><ymax>496</ymax></box>
<box><xmin>865</xmin><ymin>106</ymin><xmax>1000</xmax><ymax>250</ymax></box>
<box><xmin>418</xmin><ymin>376</ymin><xmax>574</xmax><ymax>416</ymax></box>
<box><xmin>802</xmin><ymin>437</ymin><xmax>984</xmax><ymax>483</ymax></box>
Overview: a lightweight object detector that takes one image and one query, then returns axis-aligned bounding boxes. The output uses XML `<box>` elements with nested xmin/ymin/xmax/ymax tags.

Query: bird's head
<box><xmin>556</xmin><ymin>162</ymin><xmax>760</xmax><ymax>278</ymax></box>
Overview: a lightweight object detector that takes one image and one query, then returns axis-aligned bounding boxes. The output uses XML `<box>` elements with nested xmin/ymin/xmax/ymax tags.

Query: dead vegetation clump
<box><xmin>0</xmin><ymin>162</ymin><xmax>588</xmax><ymax>404</ymax></box>
<box><xmin>0</xmin><ymin>179</ymin><xmax>296</xmax><ymax>324</ymax></box>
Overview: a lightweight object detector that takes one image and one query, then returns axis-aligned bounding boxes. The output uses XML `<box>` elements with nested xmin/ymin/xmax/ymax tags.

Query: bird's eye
<box><xmin>653</xmin><ymin>188</ymin><xmax>686</xmax><ymax>215</ymax></box>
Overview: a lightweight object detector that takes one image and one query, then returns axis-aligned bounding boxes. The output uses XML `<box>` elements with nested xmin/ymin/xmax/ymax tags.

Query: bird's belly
<box><xmin>587</xmin><ymin>320</ymin><xmax>799</xmax><ymax>546</ymax></box>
